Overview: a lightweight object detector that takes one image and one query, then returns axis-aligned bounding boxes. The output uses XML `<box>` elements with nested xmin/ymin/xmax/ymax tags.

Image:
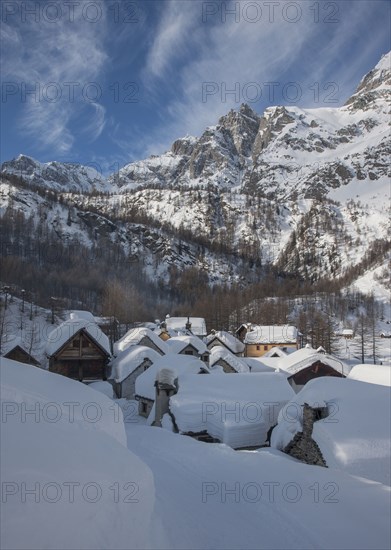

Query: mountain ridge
<box><xmin>1</xmin><ymin>51</ymin><xmax>390</xmax><ymax>300</ymax></box>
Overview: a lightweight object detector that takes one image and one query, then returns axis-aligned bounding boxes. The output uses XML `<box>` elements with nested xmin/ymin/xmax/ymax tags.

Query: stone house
<box><xmin>166</xmin><ymin>335</ymin><xmax>210</xmax><ymax>364</ymax></box>
<box><xmin>114</xmin><ymin>327</ymin><xmax>169</xmax><ymax>357</ymax></box>
<box><xmin>109</xmin><ymin>345</ymin><xmax>161</xmax><ymax>399</ymax></box>
<box><xmin>237</xmin><ymin>325</ymin><xmax>300</xmax><ymax>357</ymax></box>
<box><xmin>206</xmin><ymin>330</ymin><xmax>245</xmax><ymax>356</ymax></box>
<box><xmin>208</xmin><ymin>347</ymin><xmax>250</xmax><ymax>373</ymax></box>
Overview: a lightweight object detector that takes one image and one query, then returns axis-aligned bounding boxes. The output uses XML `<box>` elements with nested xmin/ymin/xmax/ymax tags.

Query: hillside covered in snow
<box><xmin>1</xmin><ymin>52</ymin><xmax>390</xmax><ymax>312</ymax></box>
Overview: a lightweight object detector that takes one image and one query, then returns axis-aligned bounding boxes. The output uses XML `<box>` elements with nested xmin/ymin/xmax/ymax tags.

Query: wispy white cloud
<box><xmin>136</xmin><ymin>0</ymin><xmax>390</xmax><ymax>159</ymax></box>
<box><xmin>143</xmin><ymin>0</ymin><xmax>200</xmax><ymax>80</ymax></box>
<box><xmin>1</xmin><ymin>11</ymin><xmax>108</xmax><ymax>155</ymax></box>
<box><xmin>83</xmin><ymin>103</ymin><xmax>107</xmax><ymax>141</ymax></box>
<box><xmin>140</xmin><ymin>1</ymin><xmax>318</xmax><ymax>155</ymax></box>
<box><xmin>302</xmin><ymin>1</ymin><xmax>391</xmax><ymax>103</ymax></box>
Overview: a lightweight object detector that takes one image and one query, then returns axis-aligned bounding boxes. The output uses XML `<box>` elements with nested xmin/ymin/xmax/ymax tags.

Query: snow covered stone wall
<box><xmin>271</xmin><ymin>377</ymin><xmax>391</xmax><ymax>485</ymax></box>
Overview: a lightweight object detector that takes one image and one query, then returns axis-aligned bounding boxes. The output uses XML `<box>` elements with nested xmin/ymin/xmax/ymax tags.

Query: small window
<box><xmin>184</xmin><ymin>350</ymin><xmax>193</xmax><ymax>355</ymax></box>
<box><xmin>141</xmin><ymin>402</ymin><xmax>147</xmax><ymax>414</ymax></box>
<box><xmin>256</xmin><ymin>345</ymin><xmax>260</xmax><ymax>351</ymax></box>
<box><xmin>81</xmin><ymin>337</ymin><xmax>92</xmax><ymax>348</ymax></box>
<box><xmin>72</xmin><ymin>339</ymin><xmax>79</xmax><ymax>348</ymax></box>
<box><xmin>264</xmin><ymin>345</ymin><xmax>268</xmax><ymax>351</ymax></box>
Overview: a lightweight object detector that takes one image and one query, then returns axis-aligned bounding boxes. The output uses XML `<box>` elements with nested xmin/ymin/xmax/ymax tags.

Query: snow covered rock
<box><xmin>271</xmin><ymin>377</ymin><xmax>391</xmax><ymax>485</ymax></box>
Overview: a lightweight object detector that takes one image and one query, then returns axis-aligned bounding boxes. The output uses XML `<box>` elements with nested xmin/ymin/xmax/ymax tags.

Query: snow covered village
<box><xmin>1</xmin><ymin>1</ymin><xmax>391</xmax><ymax>549</ymax></box>
<box><xmin>1</xmin><ymin>293</ymin><xmax>390</xmax><ymax>549</ymax></box>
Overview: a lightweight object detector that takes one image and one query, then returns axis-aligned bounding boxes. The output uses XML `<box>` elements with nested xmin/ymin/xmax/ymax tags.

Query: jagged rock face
<box><xmin>253</xmin><ymin>106</ymin><xmax>295</xmax><ymax>157</ymax></box>
<box><xmin>1</xmin><ymin>52</ymin><xmax>390</xmax><ymax>286</ymax></box>
<box><xmin>217</xmin><ymin>103</ymin><xmax>260</xmax><ymax>157</ymax></box>
<box><xmin>171</xmin><ymin>136</ymin><xmax>196</xmax><ymax>156</ymax></box>
<box><xmin>345</xmin><ymin>52</ymin><xmax>391</xmax><ymax>110</ymax></box>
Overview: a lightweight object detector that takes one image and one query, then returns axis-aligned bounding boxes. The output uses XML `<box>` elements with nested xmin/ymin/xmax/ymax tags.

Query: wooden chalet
<box><xmin>46</xmin><ymin>320</ymin><xmax>111</xmax><ymax>382</ymax></box>
<box><xmin>278</xmin><ymin>345</ymin><xmax>347</xmax><ymax>392</ymax></box>
<box><xmin>3</xmin><ymin>343</ymin><xmax>40</xmax><ymax>367</ymax></box>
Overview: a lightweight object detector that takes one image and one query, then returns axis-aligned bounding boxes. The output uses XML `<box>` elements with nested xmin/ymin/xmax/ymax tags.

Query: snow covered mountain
<box><xmin>1</xmin><ymin>155</ymin><xmax>108</xmax><ymax>193</ymax></box>
<box><xmin>1</xmin><ymin>52</ymin><xmax>390</xmax><ymax>295</ymax></box>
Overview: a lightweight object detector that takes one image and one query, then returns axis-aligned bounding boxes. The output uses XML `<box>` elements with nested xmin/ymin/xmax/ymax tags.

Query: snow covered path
<box><xmin>124</xmin><ymin>424</ymin><xmax>391</xmax><ymax>550</ymax></box>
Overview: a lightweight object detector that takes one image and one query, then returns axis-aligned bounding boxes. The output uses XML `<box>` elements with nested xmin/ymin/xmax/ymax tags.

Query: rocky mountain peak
<box><xmin>1</xmin><ymin>155</ymin><xmax>107</xmax><ymax>193</ymax></box>
<box><xmin>344</xmin><ymin>50</ymin><xmax>390</xmax><ymax>110</ymax></box>
<box><xmin>252</xmin><ymin>106</ymin><xmax>295</xmax><ymax>157</ymax></box>
<box><xmin>217</xmin><ymin>103</ymin><xmax>260</xmax><ymax>157</ymax></box>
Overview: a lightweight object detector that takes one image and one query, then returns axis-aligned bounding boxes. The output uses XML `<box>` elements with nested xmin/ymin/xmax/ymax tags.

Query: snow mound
<box><xmin>0</xmin><ymin>359</ymin><xmax>155</xmax><ymax>549</ymax></box>
<box><xmin>87</xmin><ymin>380</ymin><xmax>114</xmax><ymax>398</ymax></box>
<box><xmin>348</xmin><ymin>363</ymin><xmax>391</xmax><ymax>386</ymax></box>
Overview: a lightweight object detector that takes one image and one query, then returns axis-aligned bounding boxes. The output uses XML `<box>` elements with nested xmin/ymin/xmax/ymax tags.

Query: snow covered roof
<box><xmin>209</xmin><ymin>347</ymin><xmax>249</xmax><ymax>373</ymax></box>
<box><xmin>46</xmin><ymin>319</ymin><xmax>111</xmax><ymax>357</ymax></box>
<box><xmin>135</xmin><ymin>354</ymin><xmax>206</xmax><ymax>400</ymax></box>
<box><xmin>244</xmin><ymin>357</ymin><xmax>280</xmax><ymax>373</ymax></box>
<box><xmin>244</xmin><ymin>325</ymin><xmax>298</xmax><ymax>344</ymax></box>
<box><xmin>166</xmin><ymin>335</ymin><xmax>209</xmax><ymax>355</ymax></box>
<box><xmin>263</xmin><ymin>346</ymin><xmax>289</xmax><ymax>358</ymax></box>
<box><xmin>271</xmin><ymin>377</ymin><xmax>391</xmax><ymax>485</ymax></box>
<box><xmin>348</xmin><ymin>364</ymin><xmax>391</xmax><ymax>387</ymax></box>
<box><xmin>277</xmin><ymin>345</ymin><xmax>348</xmax><ymax>376</ymax></box>
<box><xmin>68</xmin><ymin>310</ymin><xmax>96</xmax><ymax>323</ymax></box>
<box><xmin>206</xmin><ymin>331</ymin><xmax>245</xmax><ymax>354</ymax></box>
<box><xmin>114</xmin><ymin>327</ymin><xmax>169</xmax><ymax>356</ymax></box>
<box><xmin>170</xmin><ymin>373</ymin><xmax>295</xmax><ymax>448</ymax></box>
<box><xmin>2</xmin><ymin>336</ymin><xmax>24</xmax><ymax>356</ymax></box>
<box><xmin>165</xmin><ymin>316</ymin><xmax>207</xmax><ymax>336</ymax></box>
<box><xmin>342</xmin><ymin>329</ymin><xmax>354</xmax><ymax>336</ymax></box>
<box><xmin>110</xmin><ymin>346</ymin><xmax>161</xmax><ymax>383</ymax></box>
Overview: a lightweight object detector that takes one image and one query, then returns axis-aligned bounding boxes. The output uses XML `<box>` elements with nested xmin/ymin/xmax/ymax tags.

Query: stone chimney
<box><xmin>302</xmin><ymin>402</ymin><xmax>329</xmax><ymax>438</ymax></box>
<box><xmin>153</xmin><ymin>368</ymin><xmax>178</xmax><ymax>427</ymax></box>
<box><xmin>185</xmin><ymin>316</ymin><xmax>192</xmax><ymax>331</ymax></box>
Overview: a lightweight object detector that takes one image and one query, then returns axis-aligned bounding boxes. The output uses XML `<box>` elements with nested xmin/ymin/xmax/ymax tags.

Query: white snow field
<box><xmin>0</xmin><ymin>359</ymin><xmax>155</xmax><ymax>550</ymax></box>
<box><xmin>124</xmin><ymin>424</ymin><xmax>391</xmax><ymax>550</ymax></box>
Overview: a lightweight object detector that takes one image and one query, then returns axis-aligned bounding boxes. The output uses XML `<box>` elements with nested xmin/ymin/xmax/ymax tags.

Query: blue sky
<box><xmin>1</xmin><ymin>0</ymin><xmax>390</xmax><ymax>174</ymax></box>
